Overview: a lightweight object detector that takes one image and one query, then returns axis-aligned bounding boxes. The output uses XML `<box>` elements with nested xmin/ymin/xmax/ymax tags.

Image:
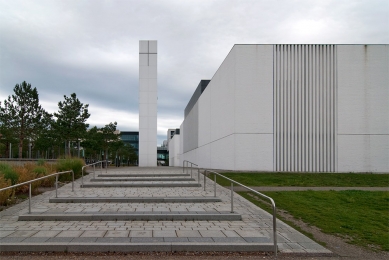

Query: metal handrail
<box><xmin>182</xmin><ymin>160</ymin><xmax>199</xmax><ymax>179</ymax></box>
<box><xmin>0</xmin><ymin>170</ymin><xmax>74</xmax><ymax>214</ymax></box>
<box><xmin>81</xmin><ymin>161</ymin><xmax>104</xmax><ymax>185</ymax></box>
<box><xmin>202</xmin><ymin>169</ymin><xmax>277</xmax><ymax>256</ymax></box>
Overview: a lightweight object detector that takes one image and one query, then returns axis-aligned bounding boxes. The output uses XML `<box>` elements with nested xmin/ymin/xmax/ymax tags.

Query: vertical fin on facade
<box><xmin>273</xmin><ymin>44</ymin><xmax>337</xmax><ymax>172</ymax></box>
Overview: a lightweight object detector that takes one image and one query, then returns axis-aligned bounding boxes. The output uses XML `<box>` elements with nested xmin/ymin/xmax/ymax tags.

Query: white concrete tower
<box><xmin>139</xmin><ymin>40</ymin><xmax>157</xmax><ymax>167</ymax></box>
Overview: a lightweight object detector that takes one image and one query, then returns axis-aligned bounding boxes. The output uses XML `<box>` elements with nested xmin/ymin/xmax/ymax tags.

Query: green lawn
<box><xmin>239</xmin><ymin>190</ymin><xmax>389</xmax><ymax>251</ymax></box>
<box><xmin>208</xmin><ymin>172</ymin><xmax>389</xmax><ymax>187</ymax></box>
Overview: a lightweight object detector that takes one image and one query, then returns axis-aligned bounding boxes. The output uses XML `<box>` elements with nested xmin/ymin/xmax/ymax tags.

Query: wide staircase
<box><xmin>19</xmin><ymin>167</ymin><xmax>242</xmax><ymax>222</ymax></box>
<box><xmin>3</xmin><ymin>164</ymin><xmax>330</xmax><ymax>254</ymax></box>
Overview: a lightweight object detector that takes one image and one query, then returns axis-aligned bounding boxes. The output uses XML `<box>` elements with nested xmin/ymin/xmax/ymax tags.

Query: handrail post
<box><xmin>100</xmin><ymin>161</ymin><xmax>102</xmax><ymax>174</ymax></box>
<box><xmin>214</xmin><ymin>173</ymin><xmax>216</xmax><ymax>197</ymax></box>
<box><xmin>273</xmin><ymin>204</ymin><xmax>277</xmax><ymax>257</ymax></box>
<box><xmin>106</xmin><ymin>159</ymin><xmax>107</xmax><ymax>173</ymax></box>
<box><xmin>72</xmin><ymin>170</ymin><xmax>74</xmax><ymax>192</ymax></box>
<box><xmin>198</xmin><ymin>168</ymin><xmax>200</xmax><ymax>184</ymax></box>
<box><xmin>230</xmin><ymin>183</ymin><xmax>234</xmax><ymax>213</ymax></box>
<box><xmin>55</xmin><ymin>175</ymin><xmax>58</xmax><ymax>198</ymax></box>
<box><xmin>190</xmin><ymin>163</ymin><xmax>193</xmax><ymax>178</ymax></box>
<box><xmin>81</xmin><ymin>166</ymin><xmax>84</xmax><ymax>186</ymax></box>
<box><xmin>93</xmin><ymin>164</ymin><xmax>96</xmax><ymax>179</ymax></box>
<box><xmin>29</xmin><ymin>183</ymin><xmax>32</xmax><ymax>214</ymax></box>
<box><xmin>182</xmin><ymin>160</ymin><xmax>185</xmax><ymax>173</ymax></box>
<box><xmin>204</xmin><ymin>170</ymin><xmax>206</xmax><ymax>191</ymax></box>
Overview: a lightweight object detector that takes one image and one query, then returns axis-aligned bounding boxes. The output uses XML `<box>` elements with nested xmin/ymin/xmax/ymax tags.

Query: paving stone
<box><xmin>7</xmin><ymin>230</ymin><xmax>37</xmax><ymax>237</ymax></box>
<box><xmin>80</xmin><ymin>230</ymin><xmax>107</xmax><ymax>237</ymax></box>
<box><xmin>153</xmin><ymin>230</ymin><xmax>177</xmax><ymax>237</ymax></box>
<box><xmin>56</xmin><ymin>230</ymin><xmax>84</xmax><ymax>237</ymax></box>
<box><xmin>32</xmin><ymin>230</ymin><xmax>61</xmax><ymax>237</ymax></box>
<box><xmin>0</xmin><ymin>230</ymin><xmax>15</xmax><ymax>238</ymax></box>
<box><xmin>129</xmin><ymin>230</ymin><xmax>152</xmax><ymax>237</ymax></box>
<box><xmin>199</xmin><ymin>230</ymin><xmax>226</xmax><ymax>237</ymax></box>
<box><xmin>176</xmin><ymin>230</ymin><xmax>201</xmax><ymax>237</ymax></box>
<box><xmin>105</xmin><ymin>230</ymin><xmax>129</xmax><ymax>237</ymax></box>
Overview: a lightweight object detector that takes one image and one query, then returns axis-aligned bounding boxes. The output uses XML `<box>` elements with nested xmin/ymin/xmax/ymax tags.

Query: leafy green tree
<box><xmin>53</xmin><ymin>93</ymin><xmax>90</xmax><ymax>157</ymax></box>
<box><xmin>34</xmin><ymin>116</ymin><xmax>57</xmax><ymax>159</ymax></box>
<box><xmin>0</xmin><ymin>81</ymin><xmax>52</xmax><ymax>158</ymax></box>
<box><xmin>81</xmin><ymin>126</ymin><xmax>103</xmax><ymax>161</ymax></box>
<box><xmin>99</xmin><ymin>122</ymin><xmax>120</xmax><ymax>161</ymax></box>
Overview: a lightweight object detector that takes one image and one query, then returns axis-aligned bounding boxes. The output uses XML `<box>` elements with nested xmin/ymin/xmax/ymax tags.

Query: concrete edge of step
<box><xmin>0</xmin><ymin>242</ymin><xmax>277</xmax><ymax>252</ymax></box>
<box><xmin>18</xmin><ymin>213</ymin><xmax>243</xmax><ymax>221</ymax></box>
<box><xmin>48</xmin><ymin>197</ymin><xmax>222</xmax><ymax>203</ymax></box>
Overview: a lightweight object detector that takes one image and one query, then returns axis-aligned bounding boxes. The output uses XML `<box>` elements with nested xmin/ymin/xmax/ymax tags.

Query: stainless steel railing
<box><xmin>182</xmin><ymin>160</ymin><xmax>199</xmax><ymax>180</ymax></box>
<box><xmin>81</xmin><ymin>161</ymin><xmax>104</xmax><ymax>185</ymax></box>
<box><xmin>203</xmin><ymin>169</ymin><xmax>277</xmax><ymax>256</ymax></box>
<box><xmin>182</xmin><ymin>161</ymin><xmax>277</xmax><ymax>256</ymax></box>
<box><xmin>0</xmin><ymin>170</ymin><xmax>74</xmax><ymax>214</ymax></box>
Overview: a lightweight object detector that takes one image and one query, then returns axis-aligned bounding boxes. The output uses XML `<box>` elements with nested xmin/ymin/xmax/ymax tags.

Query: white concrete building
<box><xmin>139</xmin><ymin>40</ymin><xmax>158</xmax><ymax>167</ymax></box>
<box><xmin>170</xmin><ymin>44</ymin><xmax>389</xmax><ymax>172</ymax></box>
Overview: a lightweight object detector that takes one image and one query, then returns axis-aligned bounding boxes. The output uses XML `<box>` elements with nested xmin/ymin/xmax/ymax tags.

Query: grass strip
<box><xmin>239</xmin><ymin>190</ymin><xmax>389</xmax><ymax>251</ymax></box>
<box><xmin>207</xmin><ymin>172</ymin><xmax>389</xmax><ymax>187</ymax></box>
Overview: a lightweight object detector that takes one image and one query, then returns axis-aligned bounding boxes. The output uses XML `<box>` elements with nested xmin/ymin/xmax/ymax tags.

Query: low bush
<box><xmin>0</xmin><ymin>175</ymin><xmax>11</xmax><ymax>205</ymax></box>
<box><xmin>0</xmin><ymin>163</ymin><xmax>18</xmax><ymax>186</ymax></box>
<box><xmin>55</xmin><ymin>157</ymin><xmax>85</xmax><ymax>181</ymax></box>
<box><xmin>13</xmin><ymin>165</ymin><xmax>41</xmax><ymax>194</ymax></box>
<box><xmin>36</xmin><ymin>159</ymin><xmax>45</xmax><ymax>166</ymax></box>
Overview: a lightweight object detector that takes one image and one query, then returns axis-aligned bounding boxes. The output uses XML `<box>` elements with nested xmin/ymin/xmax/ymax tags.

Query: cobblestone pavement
<box><xmin>0</xmin><ymin>166</ymin><xmax>331</xmax><ymax>255</ymax></box>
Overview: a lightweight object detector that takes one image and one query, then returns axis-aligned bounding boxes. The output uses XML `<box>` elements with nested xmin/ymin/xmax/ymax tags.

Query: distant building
<box><xmin>120</xmin><ymin>131</ymin><xmax>139</xmax><ymax>155</ymax></box>
<box><xmin>119</xmin><ymin>131</ymin><xmax>167</xmax><ymax>165</ymax></box>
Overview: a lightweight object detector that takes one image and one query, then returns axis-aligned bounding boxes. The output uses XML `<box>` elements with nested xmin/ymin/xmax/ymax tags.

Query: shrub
<box><xmin>55</xmin><ymin>157</ymin><xmax>85</xmax><ymax>181</ymax></box>
<box><xmin>0</xmin><ymin>163</ymin><xmax>19</xmax><ymax>186</ymax></box>
<box><xmin>13</xmin><ymin>165</ymin><xmax>41</xmax><ymax>194</ymax></box>
<box><xmin>0</xmin><ymin>175</ymin><xmax>11</xmax><ymax>206</ymax></box>
<box><xmin>36</xmin><ymin>159</ymin><xmax>45</xmax><ymax>166</ymax></box>
<box><xmin>33</xmin><ymin>165</ymin><xmax>56</xmax><ymax>187</ymax></box>
<box><xmin>33</xmin><ymin>166</ymin><xmax>48</xmax><ymax>176</ymax></box>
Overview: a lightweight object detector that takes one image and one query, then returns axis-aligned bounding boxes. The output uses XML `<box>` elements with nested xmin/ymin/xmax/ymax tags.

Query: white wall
<box><xmin>337</xmin><ymin>45</ymin><xmax>389</xmax><ymax>172</ymax></box>
<box><xmin>183</xmin><ymin>44</ymin><xmax>274</xmax><ymax>171</ymax></box>
<box><xmin>168</xmin><ymin>133</ymin><xmax>181</xmax><ymax>167</ymax></box>
<box><xmin>180</xmin><ymin>44</ymin><xmax>388</xmax><ymax>172</ymax></box>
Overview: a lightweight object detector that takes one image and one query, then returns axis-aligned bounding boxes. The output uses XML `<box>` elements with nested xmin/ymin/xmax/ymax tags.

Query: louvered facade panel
<box><xmin>274</xmin><ymin>45</ymin><xmax>337</xmax><ymax>172</ymax></box>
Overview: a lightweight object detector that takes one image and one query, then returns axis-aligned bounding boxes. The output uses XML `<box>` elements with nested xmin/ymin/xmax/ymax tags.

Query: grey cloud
<box><xmin>1</xmin><ymin>0</ymin><xmax>388</xmax><ymax>146</ymax></box>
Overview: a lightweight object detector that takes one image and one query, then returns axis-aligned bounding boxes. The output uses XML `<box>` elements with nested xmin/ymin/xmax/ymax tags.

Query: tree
<box><xmin>81</xmin><ymin>126</ymin><xmax>103</xmax><ymax>161</ymax></box>
<box><xmin>99</xmin><ymin>122</ymin><xmax>120</xmax><ymax>161</ymax></box>
<box><xmin>0</xmin><ymin>81</ymin><xmax>51</xmax><ymax>158</ymax></box>
<box><xmin>53</xmin><ymin>93</ymin><xmax>90</xmax><ymax>157</ymax></box>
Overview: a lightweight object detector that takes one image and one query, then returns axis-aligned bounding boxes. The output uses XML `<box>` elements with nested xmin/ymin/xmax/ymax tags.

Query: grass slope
<box><xmin>240</xmin><ymin>190</ymin><xmax>389</xmax><ymax>251</ymax></box>
<box><xmin>211</xmin><ymin>172</ymin><xmax>389</xmax><ymax>187</ymax></box>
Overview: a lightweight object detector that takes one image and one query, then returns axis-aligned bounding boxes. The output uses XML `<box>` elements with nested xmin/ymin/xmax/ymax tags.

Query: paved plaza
<box><xmin>0</xmin><ymin>166</ymin><xmax>332</xmax><ymax>254</ymax></box>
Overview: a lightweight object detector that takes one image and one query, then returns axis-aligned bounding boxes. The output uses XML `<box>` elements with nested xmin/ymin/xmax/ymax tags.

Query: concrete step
<box><xmin>18</xmin><ymin>212</ymin><xmax>242</xmax><ymax>221</ymax></box>
<box><xmin>0</xmin><ymin>242</ymin><xmax>275</xmax><ymax>253</ymax></box>
<box><xmin>90</xmin><ymin>178</ymin><xmax>196</xmax><ymax>182</ymax></box>
<box><xmin>80</xmin><ymin>183</ymin><xmax>202</xmax><ymax>188</ymax></box>
<box><xmin>49</xmin><ymin>197</ymin><xmax>222</xmax><ymax>203</ymax></box>
<box><xmin>97</xmin><ymin>173</ymin><xmax>191</xmax><ymax>177</ymax></box>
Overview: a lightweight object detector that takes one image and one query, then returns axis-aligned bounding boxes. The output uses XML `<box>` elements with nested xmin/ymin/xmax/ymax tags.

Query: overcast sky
<box><xmin>0</xmin><ymin>0</ymin><xmax>388</xmax><ymax>145</ymax></box>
